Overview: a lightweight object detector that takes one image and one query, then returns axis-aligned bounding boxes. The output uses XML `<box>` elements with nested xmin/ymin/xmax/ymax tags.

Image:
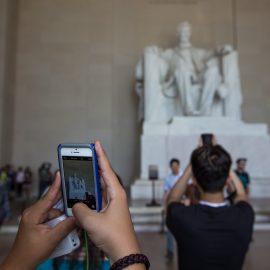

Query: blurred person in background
<box><xmin>0</xmin><ymin>166</ymin><xmax>8</xmax><ymax>186</ymax></box>
<box><xmin>16</xmin><ymin>167</ymin><xmax>25</xmax><ymax>198</ymax></box>
<box><xmin>4</xmin><ymin>165</ymin><xmax>12</xmax><ymax>197</ymax></box>
<box><xmin>235</xmin><ymin>158</ymin><xmax>250</xmax><ymax>195</ymax></box>
<box><xmin>24</xmin><ymin>167</ymin><xmax>32</xmax><ymax>203</ymax></box>
<box><xmin>38</xmin><ymin>162</ymin><xmax>53</xmax><ymax>197</ymax></box>
<box><xmin>163</xmin><ymin>158</ymin><xmax>183</xmax><ymax>261</ymax></box>
<box><xmin>6</xmin><ymin>165</ymin><xmax>16</xmax><ymax>200</ymax></box>
<box><xmin>0</xmin><ymin>169</ymin><xmax>10</xmax><ymax>226</ymax></box>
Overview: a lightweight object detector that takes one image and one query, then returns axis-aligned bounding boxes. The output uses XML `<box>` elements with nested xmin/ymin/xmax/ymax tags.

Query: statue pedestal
<box><xmin>131</xmin><ymin>117</ymin><xmax>270</xmax><ymax>199</ymax></box>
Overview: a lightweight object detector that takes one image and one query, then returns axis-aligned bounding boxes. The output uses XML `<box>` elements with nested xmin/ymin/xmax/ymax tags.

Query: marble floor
<box><xmin>1</xmin><ymin>198</ymin><xmax>270</xmax><ymax>269</ymax></box>
<box><xmin>137</xmin><ymin>231</ymin><xmax>270</xmax><ymax>270</ymax></box>
<box><xmin>1</xmin><ymin>231</ymin><xmax>270</xmax><ymax>269</ymax></box>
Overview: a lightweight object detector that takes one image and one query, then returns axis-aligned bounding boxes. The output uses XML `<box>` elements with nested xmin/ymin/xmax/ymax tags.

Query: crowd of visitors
<box><xmin>0</xmin><ymin>162</ymin><xmax>55</xmax><ymax>226</ymax></box>
<box><xmin>0</xmin><ymin>165</ymin><xmax>32</xmax><ymax>199</ymax></box>
<box><xmin>0</xmin><ymin>165</ymin><xmax>32</xmax><ymax>225</ymax></box>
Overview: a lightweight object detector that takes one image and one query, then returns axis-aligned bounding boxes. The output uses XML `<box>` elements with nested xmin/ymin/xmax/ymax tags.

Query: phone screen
<box><xmin>62</xmin><ymin>156</ymin><xmax>96</xmax><ymax>210</ymax></box>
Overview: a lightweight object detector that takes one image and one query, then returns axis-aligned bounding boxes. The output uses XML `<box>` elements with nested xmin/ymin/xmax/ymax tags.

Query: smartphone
<box><xmin>201</xmin><ymin>133</ymin><xmax>213</xmax><ymax>147</ymax></box>
<box><xmin>58</xmin><ymin>144</ymin><xmax>102</xmax><ymax>216</ymax></box>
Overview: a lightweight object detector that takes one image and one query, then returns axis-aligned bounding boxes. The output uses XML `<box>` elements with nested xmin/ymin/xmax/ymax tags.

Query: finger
<box><xmin>100</xmin><ymin>178</ymin><xmax>108</xmax><ymax>208</ymax></box>
<box><xmin>33</xmin><ymin>172</ymin><xmax>62</xmax><ymax>223</ymax></box>
<box><xmin>95</xmin><ymin>141</ymin><xmax>122</xmax><ymax>199</ymax></box>
<box><xmin>198</xmin><ymin>137</ymin><xmax>203</xmax><ymax>148</ymax></box>
<box><xmin>212</xmin><ymin>134</ymin><xmax>218</xmax><ymax>145</ymax></box>
<box><xmin>47</xmin><ymin>209</ymin><xmax>62</xmax><ymax>221</ymax></box>
<box><xmin>39</xmin><ymin>172</ymin><xmax>61</xmax><ymax>207</ymax></box>
<box><xmin>95</xmin><ymin>141</ymin><xmax>114</xmax><ymax>177</ymax></box>
<box><xmin>72</xmin><ymin>203</ymin><xmax>99</xmax><ymax>230</ymax></box>
<box><xmin>49</xmin><ymin>217</ymin><xmax>76</xmax><ymax>245</ymax></box>
<box><xmin>43</xmin><ymin>172</ymin><xmax>62</xmax><ymax>205</ymax></box>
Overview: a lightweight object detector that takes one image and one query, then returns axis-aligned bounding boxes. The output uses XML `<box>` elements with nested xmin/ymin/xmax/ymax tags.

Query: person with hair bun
<box><xmin>166</xmin><ymin>141</ymin><xmax>254</xmax><ymax>270</ymax></box>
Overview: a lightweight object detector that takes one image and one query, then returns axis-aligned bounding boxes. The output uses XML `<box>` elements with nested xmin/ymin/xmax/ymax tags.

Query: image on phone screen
<box><xmin>62</xmin><ymin>156</ymin><xmax>96</xmax><ymax>210</ymax></box>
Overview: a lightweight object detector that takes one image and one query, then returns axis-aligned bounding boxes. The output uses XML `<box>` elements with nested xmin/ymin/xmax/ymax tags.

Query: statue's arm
<box><xmin>162</xmin><ymin>75</ymin><xmax>175</xmax><ymax>89</ymax></box>
<box><xmin>135</xmin><ymin>59</ymin><xmax>144</xmax><ymax>96</ymax></box>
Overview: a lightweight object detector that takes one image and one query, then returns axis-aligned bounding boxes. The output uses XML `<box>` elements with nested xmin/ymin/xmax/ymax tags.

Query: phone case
<box><xmin>57</xmin><ymin>143</ymin><xmax>102</xmax><ymax>216</ymax></box>
<box><xmin>90</xmin><ymin>143</ymin><xmax>102</xmax><ymax>212</ymax></box>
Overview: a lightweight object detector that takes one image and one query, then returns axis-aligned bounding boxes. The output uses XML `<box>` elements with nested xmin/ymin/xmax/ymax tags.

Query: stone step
<box><xmin>131</xmin><ymin>213</ymin><xmax>270</xmax><ymax>225</ymax></box>
<box><xmin>131</xmin><ymin>179</ymin><xmax>270</xmax><ymax>200</ymax></box>
<box><xmin>255</xmin><ymin>214</ymin><xmax>270</xmax><ymax>223</ymax></box>
<box><xmin>129</xmin><ymin>204</ymin><xmax>270</xmax><ymax>232</ymax></box>
<box><xmin>1</xmin><ymin>203</ymin><xmax>269</xmax><ymax>235</ymax></box>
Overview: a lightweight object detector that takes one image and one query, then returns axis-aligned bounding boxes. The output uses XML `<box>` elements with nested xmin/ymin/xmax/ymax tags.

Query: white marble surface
<box><xmin>168</xmin><ymin>135</ymin><xmax>270</xmax><ymax>178</ymax></box>
<box><xmin>140</xmin><ymin>117</ymin><xmax>270</xmax><ymax>179</ymax></box>
<box><xmin>141</xmin><ymin>134</ymin><xmax>270</xmax><ymax>179</ymax></box>
<box><xmin>131</xmin><ymin>178</ymin><xmax>270</xmax><ymax>200</ymax></box>
<box><xmin>131</xmin><ymin>179</ymin><xmax>164</xmax><ymax>200</ymax></box>
<box><xmin>135</xmin><ymin>117</ymin><xmax>270</xmax><ymax>200</ymax></box>
<box><xmin>144</xmin><ymin>117</ymin><xmax>268</xmax><ymax>136</ymax></box>
<box><xmin>140</xmin><ymin>136</ymin><xmax>168</xmax><ymax>179</ymax></box>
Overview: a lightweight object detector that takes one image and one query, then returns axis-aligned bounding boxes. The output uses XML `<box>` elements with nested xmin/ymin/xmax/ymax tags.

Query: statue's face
<box><xmin>177</xmin><ymin>23</ymin><xmax>192</xmax><ymax>45</ymax></box>
<box><xmin>179</xmin><ymin>26</ymin><xmax>191</xmax><ymax>43</ymax></box>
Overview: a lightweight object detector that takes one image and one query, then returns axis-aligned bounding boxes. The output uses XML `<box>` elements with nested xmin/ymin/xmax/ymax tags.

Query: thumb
<box><xmin>72</xmin><ymin>203</ymin><xmax>99</xmax><ymax>231</ymax></box>
<box><xmin>49</xmin><ymin>217</ymin><xmax>76</xmax><ymax>245</ymax></box>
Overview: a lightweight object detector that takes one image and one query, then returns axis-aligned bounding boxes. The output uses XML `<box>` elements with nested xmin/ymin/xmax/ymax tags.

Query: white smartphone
<box><xmin>58</xmin><ymin>144</ymin><xmax>102</xmax><ymax>216</ymax></box>
<box><xmin>46</xmin><ymin>215</ymin><xmax>80</xmax><ymax>258</ymax></box>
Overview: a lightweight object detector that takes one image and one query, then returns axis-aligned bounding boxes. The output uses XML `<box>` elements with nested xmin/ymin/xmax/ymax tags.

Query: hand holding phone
<box><xmin>0</xmin><ymin>142</ymin><xmax>143</xmax><ymax>270</ymax></box>
<box><xmin>58</xmin><ymin>143</ymin><xmax>102</xmax><ymax>216</ymax></box>
<box><xmin>72</xmin><ymin>141</ymin><xmax>141</xmax><ymax>264</ymax></box>
<box><xmin>0</xmin><ymin>175</ymin><xmax>76</xmax><ymax>270</ymax></box>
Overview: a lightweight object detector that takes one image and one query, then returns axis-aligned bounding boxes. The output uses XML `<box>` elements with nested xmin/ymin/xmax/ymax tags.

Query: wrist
<box><xmin>1</xmin><ymin>247</ymin><xmax>37</xmax><ymax>270</ymax></box>
<box><xmin>109</xmin><ymin>237</ymin><xmax>141</xmax><ymax>264</ymax></box>
<box><xmin>110</xmin><ymin>246</ymin><xmax>141</xmax><ymax>264</ymax></box>
<box><xmin>110</xmin><ymin>254</ymin><xmax>149</xmax><ymax>270</ymax></box>
<box><xmin>186</xmin><ymin>164</ymin><xmax>192</xmax><ymax>176</ymax></box>
<box><xmin>0</xmin><ymin>256</ymin><xmax>36</xmax><ymax>270</ymax></box>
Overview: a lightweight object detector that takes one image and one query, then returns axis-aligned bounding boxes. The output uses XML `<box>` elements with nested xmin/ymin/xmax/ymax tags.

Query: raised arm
<box><xmin>167</xmin><ymin>164</ymin><xmax>192</xmax><ymax>205</ymax></box>
<box><xmin>229</xmin><ymin>169</ymin><xmax>247</xmax><ymax>204</ymax></box>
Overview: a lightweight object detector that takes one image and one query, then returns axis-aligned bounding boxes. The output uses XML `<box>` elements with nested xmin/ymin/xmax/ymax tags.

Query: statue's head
<box><xmin>176</xmin><ymin>21</ymin><xmax>192</xmax><ymax>48</ymax></box>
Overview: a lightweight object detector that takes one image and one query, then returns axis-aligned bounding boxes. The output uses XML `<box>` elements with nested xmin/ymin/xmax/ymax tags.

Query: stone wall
<box><xmin>0</xmin><ymin>0</ymin><xmax>8</xmax><ymax>164</ymax></box>
<box><xmin>0</xmin><ymin>0</ymin><xmax>18</xmax><ymax>165</ymax></box>
<box><xmin>1</xmin><ymin>0</ymin><xmax>270</xmax><ymax>188</ymax></box>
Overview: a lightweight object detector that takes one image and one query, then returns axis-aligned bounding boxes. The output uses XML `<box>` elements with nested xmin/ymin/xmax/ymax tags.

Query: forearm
<box><xmin>230</xmin><ymin>170</ymin><xmax>247</xmax><ymax>203</ymax></box>
<box><xmin>167</xmin><ymin>164</ymin><xmax>192</xmax><ymax>204</ymax></box>
<box><xmin>0</xmin><ymin>253</ymin><xmax>35</xmax><ymax>270</ymax></box>
<box><xmin>163</xmin><ymin>191</ymin><xmax>169</xmax><ymax>205</ymax></box>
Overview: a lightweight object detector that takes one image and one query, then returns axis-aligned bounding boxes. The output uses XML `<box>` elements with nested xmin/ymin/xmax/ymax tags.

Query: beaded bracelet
<box><xmin>110</xmin><ymin>253</ymin><xmax>150</xmax><ymax>270</ymax></box>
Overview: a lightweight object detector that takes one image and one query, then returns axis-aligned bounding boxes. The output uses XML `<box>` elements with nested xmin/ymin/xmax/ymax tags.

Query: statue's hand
<box><xmin>145</xmin><ymin>46</ymin><xmax>160</xmax><ymax>55</ymax></box>
<box><xmin>216</xmin><ymin>44</ymin><xmax>233</xmax><ymax>55</ymax></box>
<box><xmin>162</xmin><ymin>75</ymin><xmax>174</xmax><ymax>89</ymax></box>
<box><xmin>135</xmin><ymin>81</ymin><xmax>144</xmax><ymax>95</ymax></box>
<box><xmin>216</xmin><ymin>83</ymin><xmax>228</xmax><ymax>99</ymax></box>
